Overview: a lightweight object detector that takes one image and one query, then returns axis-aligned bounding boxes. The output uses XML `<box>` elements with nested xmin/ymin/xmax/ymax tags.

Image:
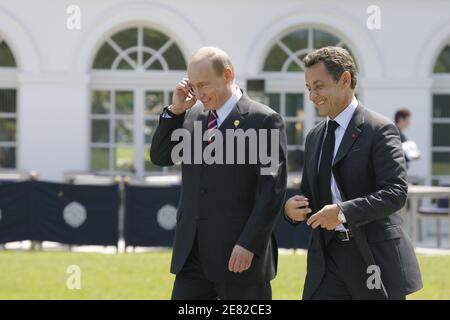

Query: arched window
<box><xmin>92</xmin><ymin>27</ymin><xmax>186</xmax><ymax>71</ymax></box>
<box><xmin>432</xmin><ymin>42</ymin><xmax>450</xmax><ymax>185</ymax></box>
<box><xmin>89</xmin><ymin>26</ymin><xmax>187</xmax><ymax>178</ymax></box>
<box><xmin>433</xmin><ymin>44</ymin><xmax>450</xmax><ymax>73</ymax></box>
<box><xmin>0</xmin><ymin>37</ymin><xmax>17</xmax><ymax>169</ymax></box>
<box><xmin>262</xmin><ymin>28</ymin><xmax>356</xmax><ymax>174</ymax></box>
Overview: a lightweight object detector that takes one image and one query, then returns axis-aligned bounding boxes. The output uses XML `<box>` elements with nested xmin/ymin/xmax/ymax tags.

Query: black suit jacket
<box><xmin>151</xmin><ymin>92</ymin><xmax>287</xmax><ymax>284</ymax></box>
<box><xmin>290</xmin><ymin>104</ymin><xmax>422</xmax><ymax>299</ymax></box>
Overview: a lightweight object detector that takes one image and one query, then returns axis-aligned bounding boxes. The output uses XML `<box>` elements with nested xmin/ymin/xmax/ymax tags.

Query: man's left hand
<box><xmin>307</xmin><ymin>204</ymin><xmax>341</xmax><ymax>230</ymax></box>
<box><xmin>228</xmin><ymin>245</ymin><xmax>254</xmax><ymax>273</ymax></box>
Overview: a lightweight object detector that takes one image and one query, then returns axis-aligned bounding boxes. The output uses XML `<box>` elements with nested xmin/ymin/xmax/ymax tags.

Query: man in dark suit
<box><xmin>285</xmin><ymin>46</ymin><xmax>422</xmax><ymax>300</ymax></box>
<box><xmin>151</xmin><ymin>47</ymin><xmax>287</xmax><ymax>300</ymax></box>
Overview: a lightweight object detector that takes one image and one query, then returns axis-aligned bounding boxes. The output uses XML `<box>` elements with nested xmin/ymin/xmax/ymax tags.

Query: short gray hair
<box><xmin>190</xmin><ymin>47</ymin><xmax>235</xmax><ymax>78</ymax></box>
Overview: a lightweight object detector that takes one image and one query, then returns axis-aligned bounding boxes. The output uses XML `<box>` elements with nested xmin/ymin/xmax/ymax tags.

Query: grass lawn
<box><xmin>0</xmin><ymin>250</ymin><xmax>448</xmax><ymax>299</ymax></box>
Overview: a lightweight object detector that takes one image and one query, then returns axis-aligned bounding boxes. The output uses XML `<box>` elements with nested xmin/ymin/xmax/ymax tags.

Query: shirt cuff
<box><xmin>161</xmin><ymin>105</ymin><xmax>176</xmax><ymax>118</ymax></box>
<box><xmin>337</xmin><ymin>203</ymin><xmax>347</xmax><ymax>223</ymax></box>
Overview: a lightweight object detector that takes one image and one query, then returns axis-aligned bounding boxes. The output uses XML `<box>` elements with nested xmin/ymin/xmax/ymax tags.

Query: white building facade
<box><xmin>0</xmin><ymin>0</ymin><xmax>449</xmax><ymax>185</ymax></box>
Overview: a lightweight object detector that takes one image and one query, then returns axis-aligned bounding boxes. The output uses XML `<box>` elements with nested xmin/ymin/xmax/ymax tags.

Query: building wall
<box><xmin>0</xmin><ymin>0</ymin><xmax>449</xmax><ymax>181</ymax></box>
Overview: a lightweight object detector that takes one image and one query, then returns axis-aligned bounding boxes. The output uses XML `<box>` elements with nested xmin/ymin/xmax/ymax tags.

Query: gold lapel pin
<box><xmin>234</xmin><ymin>120</ymin><xmax>240</xmax><ymax>128</ymax></box>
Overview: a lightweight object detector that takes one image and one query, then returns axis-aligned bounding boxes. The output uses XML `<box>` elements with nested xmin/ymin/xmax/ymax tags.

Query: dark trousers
<box><xmin>311</xmin><ymin>234</ymin><xmax>405</xmax><ymax>300</ymax></box>
<box><xmin>171</xmin><ymin>235</ymin><xmax>272</xmax><ymax>300</ymax></box>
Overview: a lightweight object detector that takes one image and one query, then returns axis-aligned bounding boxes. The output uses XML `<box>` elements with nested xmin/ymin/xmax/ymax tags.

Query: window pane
<box><xmin>433</xmin><ymin>95</ymin><xmax>450</xmax><ymax>118</ymax></box>
<box><xmin>91</xmin><ymin>119</ymin><xmax>110</xmax><ymax>143</ymax></box>
<box><xmin>433</xmin><ymin>123</ymin><xmax>450</xmax><ymax>146</ymax></box>
<box><xmin>91</xmin><ymin>91</ymin><xmax>110</xmax><ymax>114</ymax></box>
<box><xmin>0</xmin><ymin>89</ymin><xmax>16</xmax><ymax>113</ymax></box>
<box><xmin>433</xmin><ymin>45</ymin><xmax>450</xmax><ymax>73</ymax></box>
<box><xmin>313</xmin><ymin>30</ymin><xmax>340</xmax><ymax>49</ymax></box>
<box><xmin>115</xmin><ymin>119</ymin><xmax>133</xmax><ymax>143</ymax></box>
<box><xmin>143</xmin><ymin>28</ymin><xmax>169</xmax><ymax>51</ymax></box>
<box><xmin>145</xmin><ymin>147</ymin><xmax>162</xmax><ymax>172</ymax></box>
<box><xmin>285</xmin><ymin>93</ymin><xmax>304</xmax><ymax>117</ymax></box>
<box><xmin>146</xmin><ymin>59</ymin><xmax>163</xmax><ymax>71</ymax></box>
<box><xmin>90</xmin><ymin>148</ymin><xmax>109</xmax><ymax>171</ymax></box>
<box><xmin>115</xmin><ymin>145</ymin><xmax>135</xmax><ymax>172</ymax></box>
<box><xmin>164</xmin><ymin>44</ymin><xmax>187</xmax><ymax>70</ymax></box>
<box><xmin>281</xmin><ymin>30</ymin><xmax>308</xmax><ymax>53</ymax></box>
<box><xmin>286</xmin><ymin>121</ymin><xmax>304</xmax><ymax>145</ymax></box>
<box><xmin>267</xmin><ymin>93</ymin><xmax>280</xmax><ymax>113</ymax></box>
<box><xmin>145</xmin><ymin>91</ymin><xmax>164</xmax><ymax>115</ymax></box>
<box><xmin>145</xmin><ymin>120</ymin><xmax>159</xmax><ymax>144</ymax></box>
<box><xmin>288</xmin><ymin>149</ymin><xmax>305</xmax><ymax>173</ymax></box>
<box><xmin>287</xmin><ymin>62</ymin><xmax>302</xmax><ymax>72</ymax></box>
<box><xmin>92</xmin><ymin>43</ymin><xmax>117</xmax><ymax>69</ymax></box>
<box><xmin>0</xmin><ymin>146</ymin><xmax>15</xmax><ymax>168</ymax></box>
<box><xmin>263</xmin><ymin>45</ymin><xmax>288</xmax><ymax>71</ymax></box>
<box><xmin>117</xmin><ymin>58</ymin><xmax>134</xmax><ymax>70</ymax></box>
<box><xmin>115</xmin><ymin>91</ymin><xmax>133</xmax><ymax>114</ymax></box>
<box><xmin>0</xmin><ymin>119</ymin><xmax>16</xmax><ymax>142</ymax></box>
<box><xmin>0</xmin><ymin>40</ymin><xmax>16</xmax><ymax>67</ymax></box>
<box><xmin>432</xmin><ymin>152</ymin><xmax>450</xmax><ymax>175</ymax></box>
<box><xmin>129</xmin><ymin>52</ymin><xmax>138</xmax><ymax>66</ymax></box>
<box><xmin>111</xmin><ymin>28</ymin><xmax>138</xmax><ymax>50</ymax></box>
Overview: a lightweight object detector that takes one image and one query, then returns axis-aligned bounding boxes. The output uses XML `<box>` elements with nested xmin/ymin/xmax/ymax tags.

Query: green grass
<box><xmin>0</xmin><ymin>251</ymin><xmax>448</xmax><ymax>299</ymax></box>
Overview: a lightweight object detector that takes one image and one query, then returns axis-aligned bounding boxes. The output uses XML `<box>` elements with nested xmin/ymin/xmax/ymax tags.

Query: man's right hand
<box><xmin>284</xmin><ymin>195</ymin><xmax>311</xmax><ymax>222</ymax></box>
<box><xmin>170</xmin><ymin>78</ymin><xmax>197</xmax><ymax>115</ymax></box>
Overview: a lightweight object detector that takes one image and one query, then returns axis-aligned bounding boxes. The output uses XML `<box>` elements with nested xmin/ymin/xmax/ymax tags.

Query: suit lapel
<box><xmin>332</xmin><ymin>104</ymin><xmax>365</xmax><ymax>167</ymax></box>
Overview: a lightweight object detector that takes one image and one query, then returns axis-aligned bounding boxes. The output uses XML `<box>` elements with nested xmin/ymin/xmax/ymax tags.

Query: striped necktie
<box><xmin>207</xmin><ymin>110</ymin><xmax>218</xmax><ymax>144</ymax></box>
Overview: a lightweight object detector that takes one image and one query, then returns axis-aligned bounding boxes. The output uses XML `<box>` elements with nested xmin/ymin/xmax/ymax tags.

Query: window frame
<box><xmin>89</xmin><ymin>26</ymin><xmax>187</xmax><ymax>179</ymax></box>
<box><xmin>261</xmin><ymin>27</ymin><xmax>355</xmax><ymax>176</ymax></box>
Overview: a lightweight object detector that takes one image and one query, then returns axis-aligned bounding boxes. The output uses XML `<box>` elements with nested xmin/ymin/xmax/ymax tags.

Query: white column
<box><xmin>17</xmin><ymin>73</ymin><xmax>90</xmax><ymax>181</ymax></box>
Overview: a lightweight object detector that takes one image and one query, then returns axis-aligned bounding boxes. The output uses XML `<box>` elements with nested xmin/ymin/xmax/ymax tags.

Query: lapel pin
<box><xmin>234</xmin><ymin>120</ymin><xmax>240</xmax><ymax>128</ymax></box>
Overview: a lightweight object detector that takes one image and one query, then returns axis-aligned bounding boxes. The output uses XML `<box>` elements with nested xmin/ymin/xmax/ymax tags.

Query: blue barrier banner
<box><xmin>32</xmin><ymin>181</ymin><xmax>119</xmax><ymax>245</ymax></box>
<box><xmin>124</xmin><ymin>185</ymin><xmax>311</xmax><ymax>249</ymax></box>
<box><xmin>0</xmin><ymin>180</ymin><xmax>19</xmax><ymax>186</ymax></box>
<box><xmin>274</xmin><ymin>188</ymin><xmax>312</xmax><ymax>249</ymax></box>
<box><xmin>124</xmin><ymin>184</ymin><xmax>180</xmax><ymax>247</ymax></box>
<box><xmin>0</xmin><ymin>182</ymin><xmax>310</xmax><ymax>249</ymax></box>
<box><xmin>0</xmin><ymin>181</ymin><xmax>32</xmax><ymax>243</ymax></box>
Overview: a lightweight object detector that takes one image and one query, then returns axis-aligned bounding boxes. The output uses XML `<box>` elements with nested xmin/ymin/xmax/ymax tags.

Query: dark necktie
<box><xmin>318</xmin><ymin>120</ymin><xmax>339</xmax><ymax>208</ymax></box>
<box><xmin>207</xmin><ymin>110</ymin><xmax>218</xmax><ymax>144</ymax></box>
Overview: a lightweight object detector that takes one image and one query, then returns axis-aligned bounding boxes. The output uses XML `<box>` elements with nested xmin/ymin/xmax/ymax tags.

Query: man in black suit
<box><xmin>151</xmin><ymin>47</ymin><xmax>287</xmax><ymax>300</ymax></box>
<box><xmin>285</xmin><ymin>46</ymin><xmax>422</xmax><ymax>300</ymax></box>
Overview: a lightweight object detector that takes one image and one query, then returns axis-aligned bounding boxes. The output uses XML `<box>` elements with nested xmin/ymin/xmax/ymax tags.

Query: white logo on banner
<box><xmin>63</xmin><ymin>202</ymin><xmax>87</xmax><ymax>228</ymax></box>
<box><xmin>157</xmin><ymin>204</ymin><xmax>177</xmax><ymax>230</ymax></box>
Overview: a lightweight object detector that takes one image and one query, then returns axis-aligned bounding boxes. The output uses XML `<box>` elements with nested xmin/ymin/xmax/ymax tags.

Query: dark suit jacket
<box><xmin>150</xmin><ymin>91</ymin><xmax>287</xmax><ymax>284</ymax></box>
<box><xmin>290</xmin><ymin>104</ymin><xmax>422</xmax><ymax>299</ymax></box>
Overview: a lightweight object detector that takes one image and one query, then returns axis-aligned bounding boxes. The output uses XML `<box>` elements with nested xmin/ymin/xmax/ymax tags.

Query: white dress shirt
<box><xmin>215</xmin><ymin>85</ymin><xmax>242</xmax><ymax>127</ymax></box>
<box><xmin>319</xmin><ymin>96</ymin><xmax>358</xmax><ymax>231</ymax></box>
